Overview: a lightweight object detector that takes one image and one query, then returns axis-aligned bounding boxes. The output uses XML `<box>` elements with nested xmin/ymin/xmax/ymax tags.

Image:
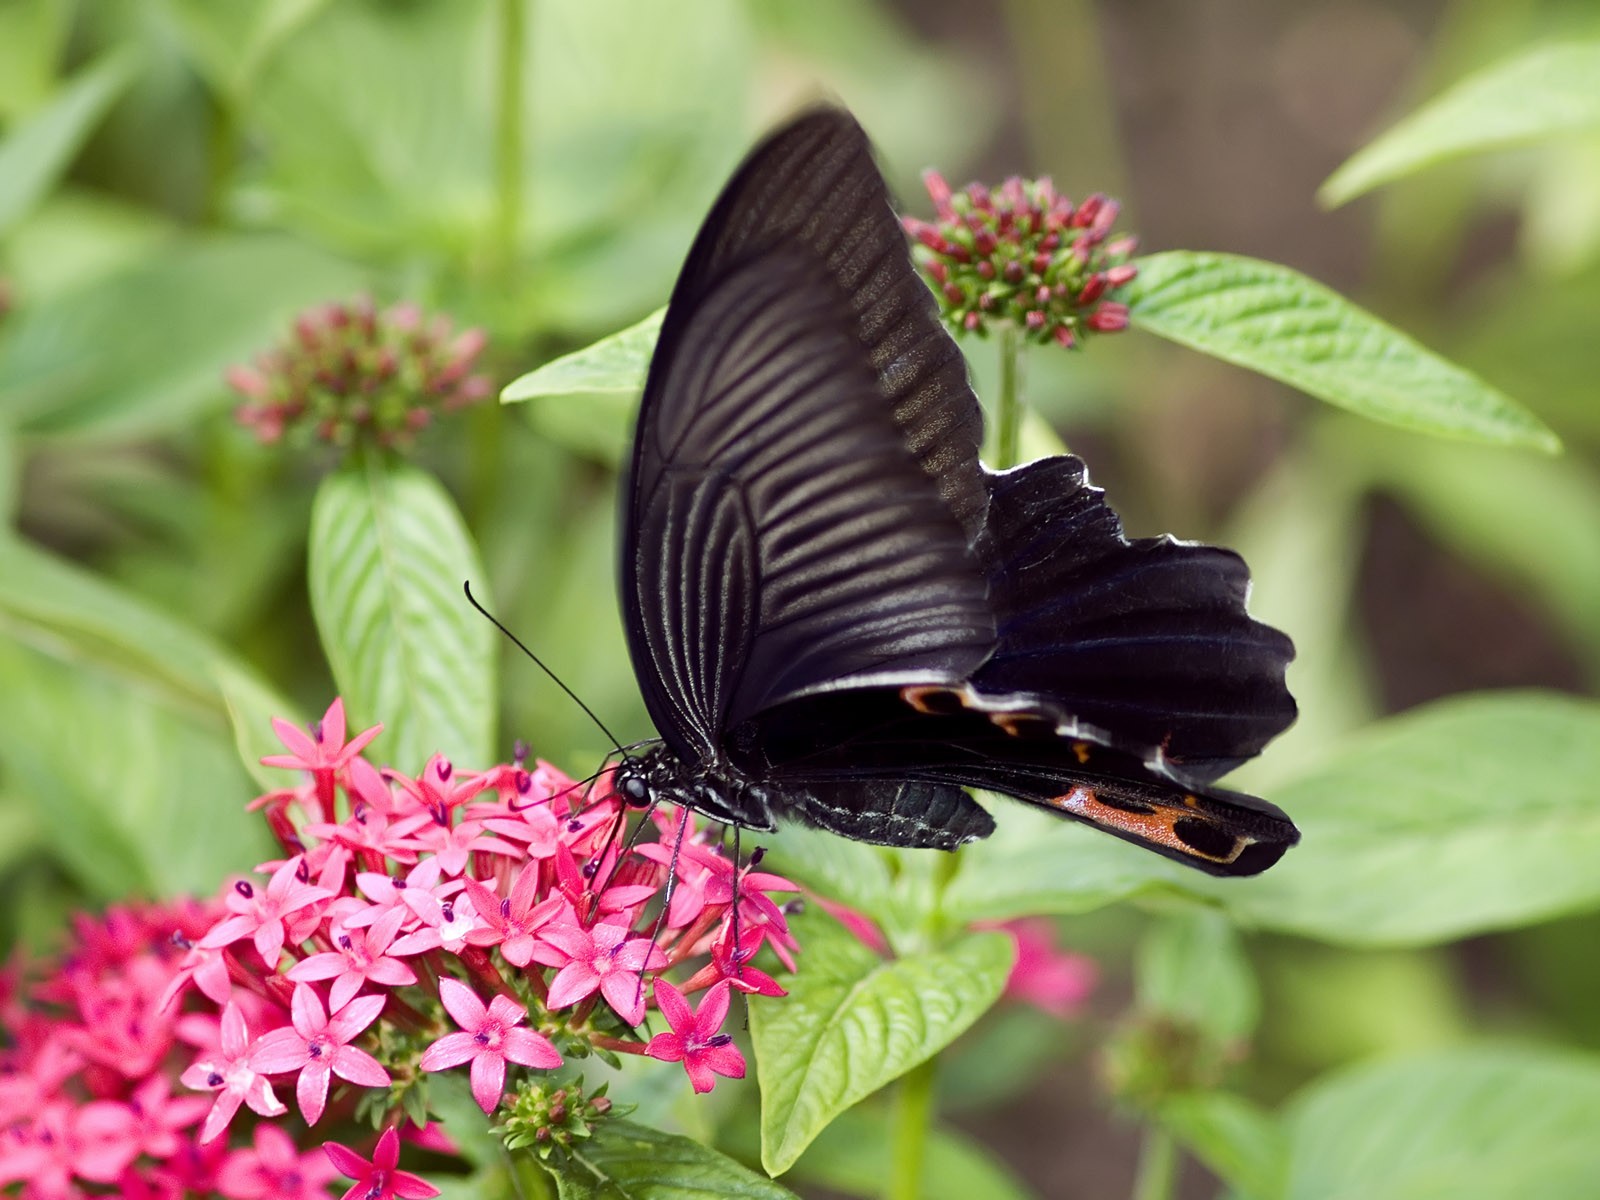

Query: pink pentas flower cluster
<box><xmin>228</xmin><ymin>296</ymin><xmax>493</xmax><ymax>449</ymax></box>
<box><xmin>0</xmin><ymin>698</ymin><xmax>801</xmax><ymax>1197</ymax></box>
<box><xmin>903</xmin><ymin>172</ymin><xmax>1138</xmax><ymax>348</ymax></box>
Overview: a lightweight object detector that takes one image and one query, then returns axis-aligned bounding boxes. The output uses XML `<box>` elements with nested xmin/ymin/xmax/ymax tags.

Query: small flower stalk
<box><xmin>228</xmin><ymin>297</ymin><xmax>493</xmax><ymax>449</ymax></box>
<box><xmin>1</xmin><ymin>698</ymin><xmax>800</xmax><ymax>1196</ymax></box>
<box><xmin>903</xmin><ymin>173</ymin><xmax>1139</xmax><ymax>348</ymax></box>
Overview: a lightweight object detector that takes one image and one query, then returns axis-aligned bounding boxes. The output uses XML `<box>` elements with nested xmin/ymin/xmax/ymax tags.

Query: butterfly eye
<box><xmin>621</xmin><ymin>775</ymin><xmax>650</xmax><ymax>807</ymax></box>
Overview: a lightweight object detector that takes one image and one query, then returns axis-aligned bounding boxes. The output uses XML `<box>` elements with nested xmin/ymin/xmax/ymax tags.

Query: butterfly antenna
<box><xmin>463</xmin><ymin>581</ymin><xmax>627</xmax><ymax>755</ymax></box>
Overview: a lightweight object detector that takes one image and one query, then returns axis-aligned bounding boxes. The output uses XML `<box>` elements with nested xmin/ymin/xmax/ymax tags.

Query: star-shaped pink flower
<box><xmin>323</xmin><ymin>1128</ymin><xmax>439</xmax><ymax>1200</ymax></box>
<box><xmin>644</xmin><ymin>979</ymin><xmax>745</xmax><ymax>1093</ymax></box>
<box><xmin>247</xmin><ymin>984</ymin><xmax>390</xmax><ymax>1126</ymax></box>
<box><xmin>288</xmin><ymin>907</ymin><xmax>418</xmax><ymax>1011</ymax></box>
<box><xmin>199</xmin><ymin>856</ymin><xmax>332</xmax><ymax>968</ymax></box>
<box><xmin>179</xmin><ymin>1002</ymin><xmax>287</xmax><ymax>1143</ymax></box>
<box><xmin>126</xmin><ymin>1073</ymin><xmax>211</xmax><ymax>1160</ymax></box>
<box><xmin>216</xmin><ymin>1121</ymin><xmax>341</xmax><ymax>1200</ymax></box>
<box><xmin>418</xmin><ymin>978</ymin><xmax>561</xmax><ymax>1113</ymax></box>
<box><xmin>261</xmin><ymin>698</ymin><xmax>381</xmax><ymax>776</ymax></box>
<box><xmin>462</xmin><ymin>866</ymin><xmax>565</xmax><ymax>967</ymax></box>
<box><xmin>531</xmin><ymin>921</ymin><xmax>667</xmax><ymax>1025</ymax></box>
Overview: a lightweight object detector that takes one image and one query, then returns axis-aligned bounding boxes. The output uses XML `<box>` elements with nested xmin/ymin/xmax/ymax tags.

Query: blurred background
<box><xmin>3</xmin><ymin>0</ymin><xmax>1598</xmax><ymax>1195</ymax></box>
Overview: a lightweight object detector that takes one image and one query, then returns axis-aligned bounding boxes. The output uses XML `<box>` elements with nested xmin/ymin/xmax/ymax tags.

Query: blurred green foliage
<box><xmin>5</xmin><ymin>1</ymin><xmax>1600</xmax><ymax>1197</ymax></box>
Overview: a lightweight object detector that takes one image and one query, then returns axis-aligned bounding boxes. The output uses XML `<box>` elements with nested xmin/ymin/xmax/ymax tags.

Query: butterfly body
<box><xmin>615</xmin><ymin>108</ymin><xmax>1300</xmax><ymax>877</ymax></box>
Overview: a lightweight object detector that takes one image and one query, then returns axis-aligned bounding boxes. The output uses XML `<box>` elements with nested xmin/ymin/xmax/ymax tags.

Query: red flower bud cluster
<box><xmin>228</xmin><ymin>298</ymin><xmax>493</xmax><ymax>449</ymax></box>
<box><xmin>903</xmin><ymin>173</ymin><xmax>1138</xmax><ymax>348</ymax></box>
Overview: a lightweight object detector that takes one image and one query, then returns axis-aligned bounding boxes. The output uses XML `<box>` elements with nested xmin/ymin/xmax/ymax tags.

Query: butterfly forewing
<box><xmin>624</xmin><ymin>249</ymin><xmax>993</xmax><ymax>764</ymax></box>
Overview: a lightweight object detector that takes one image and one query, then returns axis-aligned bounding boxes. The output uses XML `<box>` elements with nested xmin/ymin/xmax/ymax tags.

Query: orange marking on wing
<box><xmin>990</xmin><ymin>711</ymin><xmax>1049</xmax><ymax>738</ymax></box>
<box><xmin>1071</xmin><ymin>741</ymin><xmax>1092</xmax><ymax>764</ymax></box>
<box><xmin>902</xmin><ymin>686</ymin><xmax>961</xmax><ymax>715</ymax></box>
<box><xmin>1047</xmin><ymin>787</ymin><xmax>1244</xmax><ymax>864</ymax></box>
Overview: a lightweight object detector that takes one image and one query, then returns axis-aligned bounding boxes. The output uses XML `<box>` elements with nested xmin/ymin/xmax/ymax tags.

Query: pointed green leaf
<box><xmin>750</xmin><ymin>910</ymin><xmax>1014</xmax><ymax>1175</ymax></box>
<box><xmin>503</xmin><ymin>308</ymin><xmax>664</xmax><ymax>402</ymax></box>
<box><xmin>1137</xmin><ymin>910</ymin><xmax>1259</xmax><ymax>1044</ymax></box>
<box><xmin>1321</xmin><ymin>42</ymin><xmax>1600</xmax><ymax>206</ymax></box>
<box><xmin>1156</xmin><ymin>1092</ymin><xmax>1285</xmax><ymax>1200</ymax></box>
<box><xmin>0</xmin><ymin>48</ymin><xmax>139</xmax><ymax>236</ymax></box>
<box><xmin>0</xmin><ymin>535</ymin><xmax>292</xmax><ymax>728</ymax></box>
<box><xmin>502</xmin><ymin>309</ymin><xmax>663</xmax><ymax>465</ymax></box>
<box><xmin>1208</xmin><ymin>691</ymin><xmax>1600</xmax><ymax>946</ymax></box>
<box><xmin>0</xmin><ymin>637</ymin><xmax>271</xmax><ymax>897</ymax></box>
<box><xmin>550</xmin><ymin>1118</ymin><xmax>796</xmax><ymax>1199</ymax></box>
<box><xmin>1126</xmin><ymin>251</ymin><xmax>1558</xmax><ymax>452</ymax></box>
<box><xmin>751</xmin><ymin>1105</ymin><xmax>1033</xmax><ymax>1200</ymax></box>
<box><xmin>1285</xmin><ymin>1047</ymin><xmax>1600</xmax><ymax>1199</ymax></box>
<box><xmin>308</xmin><ymin>456</ymin><xmax>495</xmax><ymax>772</ymax></box>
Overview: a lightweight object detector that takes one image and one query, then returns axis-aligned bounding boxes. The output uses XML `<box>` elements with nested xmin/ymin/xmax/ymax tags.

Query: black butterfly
<box><xmin>609</xmin><ymin>108</ymin><xmax>1299</xmax><ymax>877</ymax></box>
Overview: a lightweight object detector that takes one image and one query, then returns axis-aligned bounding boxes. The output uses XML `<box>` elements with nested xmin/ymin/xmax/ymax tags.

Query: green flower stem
<box><xmin>995</xmin><ymin>325</ymin><xmax>1023</xmax><ymax>469</ymax></box>
<box><xmin>494</xmin><ymin>0</ymin><xmax>527</xmax><ymax>275</ymax></box>
<box><xmin>887</xmin><ymin>1056</ymin><xmax>938</xmax><ymax>1200</ymax></box>
<box><xmin>1132</xmin><ymin>1125</ymin><xmax>1177</xmax><ymax>1200</ymax></box>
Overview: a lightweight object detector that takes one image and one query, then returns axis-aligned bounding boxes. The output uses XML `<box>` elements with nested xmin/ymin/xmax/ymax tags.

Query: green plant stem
<box><xmin>494</xmin><ymin>0</ymin><xmax>527</xmax><ymax>276</ymax></box>
<box><xmin>1132</xmin><ymin>1126</ymin><xmax>1177</xmax><ymax>1200</ymax></box>
<box><xmin>995</xmin><ymin>325</ymin><xmax>1023</xmax><ymax>469</ymax></box>
<box><xmin>887</xmin><ymin>1056</ymin><xmax>938</xmax><ymax>1200</ymax></box>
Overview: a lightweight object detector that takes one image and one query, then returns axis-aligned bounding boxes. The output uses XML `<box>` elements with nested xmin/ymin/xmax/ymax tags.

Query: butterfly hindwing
<box><xmin>974</xmin><ymin>456</ymin><xmax>1297</xmax><ymax>782</ymax></box>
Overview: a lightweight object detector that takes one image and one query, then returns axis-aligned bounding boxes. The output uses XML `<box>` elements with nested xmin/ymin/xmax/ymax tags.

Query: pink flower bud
<box><xmin>1086</xmin><ymin>302</ymin><xmax>1130</xmax><ymax>332</ymax></box>
<box><xmin>976</xmin><ymin>260</ymin><xmax>995</xmax><ymax>280</ymax></box>
<box><xmin>225</xmin><ymin>365</ymin><xmax>270</xmax><ymax>400</ymax></box>
<box><xmin>963</xmin><ymin>311</ymin><xmax>982</xmax><ymax>331</ymax></box>
<box><xmin>1002</xmin><ymin>260</ymin><xmax>1025</xmax><ymax>284</ymax></box>
<box><xmin>1105</xmin><ymin>264</ymin><xmax>1138</xmax><ymax>287</ymax></box>
<box><xmin>1074</xmin><ymin>193</ymin><xmax>1105</xmax><ymax>229</ymax></box>
<box><xmin>1077</xmin><ymin>274</ymin><xmax>1108</xmax><ymax>305</ymax></box>
<box><xmin>922</xmin><ymin>170</ymin><xmax>955</xmax><ymax>219</ymax></box>
<box><xmin>1054</xmin><ymin>325</ymin><xmax>1078</xmax><ymax>349</ymax></box>
<box><xmin>1107</xmin><ymin>235</ymin><xmax>1139</xmax><ymax>258</ymax></box>
<box><xmin>1025</xmin><ymin>310</ymin><xmax>1046</xmax><ymax>331</ymax></box>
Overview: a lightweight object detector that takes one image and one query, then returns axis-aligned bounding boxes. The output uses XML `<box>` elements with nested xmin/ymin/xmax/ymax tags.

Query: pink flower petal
<box><xmin>331</xmin><ymin>1045</ymin><xmax>391</xmax><ymax>1088</ymax></box>
<box><xmin>469</xmin><ymin>1052</ymin><xmax>506</xmax><ymax>1114</ymax></box>
<box><xmin>297</xmin><ymin>1060</ymin><xmax>332</xmax><ymax>1125</ymax></box>
<box><xmin>501</xmin><ymin>1027</ymin><xmax>561</xmax><ymax>1070</ymax></box>
<box><xmin>419</xmin><ymin>1031</ymin><xmax>480</xmax><ymax>1072</ymax></box>
<box><xmin>436</xmin><ymin>978</ymin><xmax>488</xmax><ymax>1030</ymax></box>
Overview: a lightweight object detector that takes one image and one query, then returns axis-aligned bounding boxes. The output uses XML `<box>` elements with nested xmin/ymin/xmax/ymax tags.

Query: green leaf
<box><xmin>503</xmin><ymin>308</ymin><xmax>664</xmax><ymax>402</ymax></box>
<box><xmin>942</xmin><ymin>807</ymin><xmax>1195</xmax><ymax>924</ymax></box>
<box><xmin>1126</xmin><ymin>251</ymin><xmax>1558</xmax><ymax>452</ymax></box>
<box><xmin>501</xmin><ymin>308</ymin><xmax>663</xmax><ymax>466</ymax></box>
<box><xmin>215</xmin><ymin>660</ymin><xmax>305</xmax><ymax>795</ymax></box>
<box><xmin>750</xmin><ymin>909</ymin><xmax>1014</xmax><ymax>1175</ymax></box>
<box><xmin>1209</xmin><ymin>691</ymin><xmax>1600</xmax><ymax>946</ymax></box>
<box><xmin>1321</xmin><ymin>42</ymin><xmax>1600</xmax><ymax>206</ymax></box>
<box><xmin>0</xmin><ymin>234</ymin><xmax>366</xmax><ymax>439</ymax></box>
<box><xmin>550</xmin><ymin>1118</ymin><xmax>796</xmax><ymax>1199</ymax></box>
<box><xmin>0</xmin><ymin>535</ymin><xmax>293</xmax><ymax>729</ymax></box>
<box><xmin>1137</xmin><ymin>909</ymin><xmax>1259</xmax><ymax>1044</ymax></box>
<box><xmin>722</xmin><ymin>1103</ymin><xmax>1031</xmax><ymax>1200</ymax></box>
<box><xmin>0</xmin><ymin>637</ymin><xmax>272</xmax><ymax>896</ymax></box>
<box><xmin>0</xmin><ymin>48</ymin><xmax>139</xmax><ymax>237</ymax></box>
<box><xmin>1284</xmin><ymin>1046</ymin><xmax>1600</xmax><ymax>1199</ymax></box>
<box><xmin>1157</xmin><ymin>1092</ymin><xmax>1285</xmax><ymax>1200</ymax></box>
<box><xmin>308</xmin><ymin>455</ymin><xmax>496</xmax><ymax>771</ymax></box>
<box><xmin>1337</xmin><ymin>425</ymin><xmax>1600</xmax><ymax>677</ymax></box>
